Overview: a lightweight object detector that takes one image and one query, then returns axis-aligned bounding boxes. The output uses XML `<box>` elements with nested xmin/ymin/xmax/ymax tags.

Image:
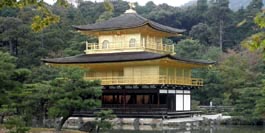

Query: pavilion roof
<box><xmin>72</xmin><ymin>13</ymin><xmax>185</xmax><ymax>34</ymax></box>
<box><xmin>42</xmin><ymin>51</ymin><xmax>215</xmax><ymax>65</ymax></box>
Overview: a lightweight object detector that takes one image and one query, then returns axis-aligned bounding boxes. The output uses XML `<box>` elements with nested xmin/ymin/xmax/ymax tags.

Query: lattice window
<box><xmin>129</xmin><ymin>38</ymin><xmax>136</xmax><ymax>47</ymax></box>
<box><xmin>156</xmin><ymin>38</ymin><xmax>162</xmax><ymax>49</ymax></box>
<box><xmin>102</xmin><ymin>40</ymin><xmax>109</xmax><ymax>49</ymax></box>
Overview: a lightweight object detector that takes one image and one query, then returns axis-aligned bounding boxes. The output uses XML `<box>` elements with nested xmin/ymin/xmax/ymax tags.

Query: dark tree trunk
<box><xmin>56</xmin><ymin>115</ymin><xmax>70</xmax><ymax>131</ymax></box>
<box><xmin>0</xmin><ymin>115</ymin><xmax>4</xmax><ymax>124</ymax></box>
<box><xmin>219</xmin><ymin>19</ymin><xmax>224</xmax><ymax>53</ymax></box>
<box><xmin>15</xmin><ymin>39</ymin><xmax>18</xmax><ymax>56</ymax></box>
<box><xmin>96</xmin><ymin>119</ymin><xmax>104</xmax><ymax>133</ymax></box>
<box><xmin>9</xmin><ymin>40</ymin><xmax>13</xmax><ymax>54</ymax></box>
<box><xmin>96</xmin><ymin>127</ymin><xmax>100</xmax><ymax>133</ymax></box>
<box><xmin>42</xmin><ymin>111</ymin><xmax>46</xmax><ymax>128</ymax></box>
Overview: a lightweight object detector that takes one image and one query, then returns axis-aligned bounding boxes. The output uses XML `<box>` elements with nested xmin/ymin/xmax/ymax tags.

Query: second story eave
<box><xmin>42</xmin><ymin>51</ymin><xmax>215</xmax><ymax>68</ymax></box>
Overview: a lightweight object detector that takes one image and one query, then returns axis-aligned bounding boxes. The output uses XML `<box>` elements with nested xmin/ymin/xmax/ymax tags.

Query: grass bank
<box><xmin>31</xmin><ymin>128</ymin><xmax>86</xmax><ymax>133</ymax></box>
<box><xmin>0</xmin><ymin>126</ymin><xmax>85</xmax><ymax>133</ymax></box>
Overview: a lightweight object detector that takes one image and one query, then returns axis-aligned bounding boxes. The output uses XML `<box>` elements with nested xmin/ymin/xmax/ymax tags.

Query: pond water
<box><xmin>109</xmin><ymin>125</ymin><xmax>265</xmax><ymax>133</ymax></box>
<box><xmin>1</xmin><ymin>125</ymin><xmax>264</xmax><ymax>133</ymax></box>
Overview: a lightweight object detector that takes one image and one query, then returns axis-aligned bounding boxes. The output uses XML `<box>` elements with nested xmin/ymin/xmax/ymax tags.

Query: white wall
<box><xmin>98</xmin><ymin>33</ymin><xmax>141</xmax><ymax>48</ymax></box>
<box><xmin>176</xmin><ymin>94</ymin><xmax>183</xmax><ymax>111</ymax></box>
<box><xmin>176</xmin><ymin>90</ymin><xmax>191</xmax><ymax>111</ymax></box>
<box><xmin>184</xmin><ymin>94</ymin><xmax>191</xmax><ymax>111</ymax></box>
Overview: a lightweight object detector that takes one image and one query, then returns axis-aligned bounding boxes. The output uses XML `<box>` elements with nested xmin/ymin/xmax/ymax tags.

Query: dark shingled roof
<box><xmin>42</xmin><ymin>52</ymin><xmax>215</xmax><ymax>65</ymax></box>
<box><xmin>73</xmin><ymin>13</ymin><xmax>185</xmax><ymax>34</ymax></box>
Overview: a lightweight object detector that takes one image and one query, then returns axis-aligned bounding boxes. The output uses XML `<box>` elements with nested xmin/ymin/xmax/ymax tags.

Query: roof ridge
<box><xmin>134</xmin><ymin>13</ymin><xmax>148</xmax><ymax>21</ymax></box>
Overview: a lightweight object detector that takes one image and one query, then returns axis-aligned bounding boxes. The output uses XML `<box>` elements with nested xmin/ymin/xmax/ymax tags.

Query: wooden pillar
<box><xmin>117</xmin><ymin>95</ymin><xmax>119</xmax><ymax>104</ymax></box>
<box><xmin>182</xmin><ymin>69</ymin><xmax>185</xmax><ymax>84</ymax></box>
<box><xmin>101</xmin><ymin>95</ymin><xmax>104</xmax><ymax>107</ymax></box>
<box><xmin>174</xmin><ymin>68</ymin><xmax>177</xmax><ymax>84</ymax></box>
<box><xmin>132</xmin><ymin>94</ymin><xmax>137</xmax><ymax>104</ymax></box>
<box><xmin>146</xmin><ymin>35</ymin><xmax>148</xmax><ymax>48</ymax></box>
<box><xmin>166</xmin><ymin>67</ymin><xmax>169</xmax><ymax>84</ymax></box>
<box><xmin>157</xmin><ymin>90</ymin><xmax>160</xmax><ymax>108</ymax></box>
<box><xmin>172</xmin><ymin>44</ymin><xmax>175</xmax><ymax>53</ymax></box>
<box><xmin>112</xmin><ymin>94</ymin><xmax>115</xmax><ymax>104</ymax></box>
<box><xmin>123</xmin><ymin>89</ymin><xmax>126</xmax><ymax>110</ymax></box>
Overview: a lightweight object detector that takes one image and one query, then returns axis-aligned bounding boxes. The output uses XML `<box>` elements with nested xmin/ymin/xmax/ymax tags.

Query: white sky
<box><xmin>44</xmin><ymin>0</ymin><xmax>193</xmax><ymax>7</ymax></box>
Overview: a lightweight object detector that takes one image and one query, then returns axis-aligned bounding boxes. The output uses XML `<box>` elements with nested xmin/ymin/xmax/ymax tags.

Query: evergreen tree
<box><xmin>175</xmin><ymin>39</ymin><xmax>206</xmax><ymax>59</ymax></box>
<box><xmin>246</xmin><ymin>0</ymin><xmax>263</xmax><ymax>16</ymax></box>
<box><xmin>197</xmin><ymin>0</ymin><xmax>208</xmax><ymax>13</ymax></box>
<box><xmin>255</xmin><ymin>83</ymin><xmax>265</xmax><ymax>119</ymax></box>
<box><xmin>48</xmin><ymin>67</ymin><xmax>102</xmax><ymax>131</ymax></box>
<box><xmin>189</xmin><ymin>23</ymin><xmax>211</xmax><ymax>45</ymax></box>
<box><xmin>207</xmin><ymin>0</ymin><xmax>231</xmax><ymax>51</ymax></box>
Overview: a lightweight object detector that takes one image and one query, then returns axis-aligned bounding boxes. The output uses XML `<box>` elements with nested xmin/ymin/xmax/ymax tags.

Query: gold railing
<box><xmin>85</xmin><ymin>42</ymin><xmax>175</xmax><ymax>54</ymax></box>
<box><xmin>145</xmin><ymin>43</ymin><xmax>174</xmax><ymax>54</ymax></box>
<box><xmin>85</xmin><ymin>75</ymin><xmax>203</xmax><ymax>86</ymax></box>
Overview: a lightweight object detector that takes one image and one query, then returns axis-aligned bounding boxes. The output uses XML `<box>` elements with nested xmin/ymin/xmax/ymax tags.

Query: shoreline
<box><xmin>1</xmin><ymin>114</ymin><xmax>264</xmax><ymax>132</ymax></box>
<box><xmin>64</xmin><ymin>114</ymin><xmax>233</xmax><ymax>131</ymax></box>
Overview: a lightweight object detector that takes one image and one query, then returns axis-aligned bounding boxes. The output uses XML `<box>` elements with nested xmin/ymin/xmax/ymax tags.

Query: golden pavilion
<box><xmin>43</xmin><ymin>5</ymin><xmax>214</xmax><ymax>118</ymax></box>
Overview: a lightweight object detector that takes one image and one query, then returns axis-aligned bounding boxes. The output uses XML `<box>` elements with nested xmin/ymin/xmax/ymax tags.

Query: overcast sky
<box><xmin>44</xmin><ymin>0</ymin><xmax>193</xmax><ymax>7</ymax></box>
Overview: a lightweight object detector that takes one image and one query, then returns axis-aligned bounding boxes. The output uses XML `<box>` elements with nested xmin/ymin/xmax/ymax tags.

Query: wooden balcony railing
<box><xmin>85</xmin><ymin>75</ymin><xmax>203</xmax><ymax>86</ymax></box>
<box><xmin>85</xmin><ymin>42</ymin><xmax>175</xmax><ymax>54</ymax></box>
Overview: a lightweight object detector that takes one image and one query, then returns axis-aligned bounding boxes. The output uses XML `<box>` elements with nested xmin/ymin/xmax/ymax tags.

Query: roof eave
<box><xmin>42</xmin><ymin>54</ymin><xmax>216</xmax><ymax>66</ymax></box>
<box><xmin>72</xmin><ymin>24</ymin><xmax>185</xmax><ymax>35</ymax></box>
<box><xmin>167</xmin><ymin>55</ymin><xmax>216</xmax><ymax>66</ymax></box>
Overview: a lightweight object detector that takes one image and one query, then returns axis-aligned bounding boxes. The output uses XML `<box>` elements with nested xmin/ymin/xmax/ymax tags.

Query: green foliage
<box><xmin>255</xmin><ymin>82</ymin><xmax>265</xmax><ymax>119</ymax></box>
<box><xmin>0</xmin><ymin>51</ymin><xmax>32</xmax><ymax>128</ymax></box>
<box><xmin>208</xmin><ymin>0</ymin><xmax>230</xmax><ymax>21</ymax></box>
<box><xmin>0</xmin><ymin>0</ymin><xmax>69</xmax><ymax>32</ymax></box>
<box><xmin>12</xmin><ymin>69</ymin><xmax>31</xmax><ymax>83</ymax></box>
<box><xmin>175</xmin><ymin>39</ymin><xmax>223</xmax><ymax>106</ymax></box>
<box><xmin>242</xmin><ymin>4</ymin><xmax>265</xmax><ymax>57</ymax></box>
<box><xmin>189</xmin><ymin>23</ymin><xmax>211</xmax><ymax>45</ymax></box>
<box><xmin>4</xmin><ymin>116</ymin><xmax>30</xmax><ymax>133</ymax></box>
<box><xmin>0</xmin><ymin>0</ymin><xmax>265</xmax><ymax>126</ymax></box>
<box><xmin>48</xmin><ymin>67</ymin><xmax>102</xmax><ymax>131</ymax></box>
<box><xmin>103</xmin><ymin>0</ymin><xmax>114</xmax><ymax>12</ymax></box>
<box><xmin>192</xmin><ymin>67</ymin><xmax>224</xmax><ymax>105</ymax></box>
<box><xmin>255</xmin><ymin>11</ymin><xmax>265</xmax><ymax>28</ymax></box>
<box><xmin>197</xmin><ymin>0</ymin><xmax>208</xmax><ymax>12</ymax></box>
<box><xmin>247</xmin><ymin>0</ymin><xmax>263</xmax><ymax>16</ymax></box>
<box><xmin>233</xmin><ymin>87</ymin><xmax>262</xmax><ymax>119</ymax></box>
<box><xmin>0</xmin><ymin>105</ymin><xmax>16</xmax><ymax>124</ymax></box>
<box><xmin>175</xmin><ymin>39</ymin><xmax>206</xmax><ymax>59</ymax></box>
<box><xmin>192</xmin><ymin>47</ymin><xmax>264</xmax><ymax>117</ymax></box>
<box><xmin>191</xmin><ymin>100</ymin><xmax>200</xmax><ymax>111</ymax></box>
<box><xmin>28</xmin><ymin>65</ymin><xmax>59</xmax><ymax>83</ymax></box>
<box><xmin>31</xmin><ymin>14</ymin><xmax>60</xmax><ymax>32</ymax></box>
<box><xmin>206</xmin><ymin>0</ymin><xmax>232</xmax><ymax>49</ymax></box>
<box><xmin>0</xmin><ymin>58</ymin><xmax>103</xmax><ymax>129</ymax></box>
<box><xmin>95</xmin><ymin>110</ymin><xmax>116</xmax><ymax>132</ymax></box>
<box><xmin>21</xmin><ymin>82</ymin><xmax>53</xmax><ymax>127</ymax></box>
<box><xmin>242</xmin><ymin>32</ymin><xmax>265</xmax><ymax>57</ymax></box>
<box><xmin>96</xmin><ymin>0</ymin><xmax>114</xmax><ymax>23</ymax></box>
<box><xmin>96</xmin><ymin>11</ymin><xmax>113</xmax><ymax>23</ymax></box>
<box><xmin>0</xmin><ymin>0</ymin><xmax>259</xmax><ymax>68</ymax></box>
<box><xmin>0</xmin><ymin>51</ymin><xmax>18</xmax><ymax>106</ymax></box>
<box><xmin>219</xmin><ymin>50</ymin><xmax>263</xmax><ymax>105</ymax></box>
<box><xmin>0</xmin><ymin>17</ymin><xmax>23</xmax><ymax>55</ymax></box>
<box><xmin>203</xmin><ymin>46</ymin><xmax>221</xmax><ymax>60</ymax></box>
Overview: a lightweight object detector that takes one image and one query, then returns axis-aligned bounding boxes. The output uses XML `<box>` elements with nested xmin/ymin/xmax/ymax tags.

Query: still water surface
<box><xmin>109</xmin><ymin>125</ymin><xmax>265</xmax><ymax>133</ymax></box>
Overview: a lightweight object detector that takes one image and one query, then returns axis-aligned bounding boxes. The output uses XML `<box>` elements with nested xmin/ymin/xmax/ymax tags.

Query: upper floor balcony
<box><xmin>85</xmin><ymin>75</ymin><xmax>203</xmax><ymax>87</ymax></box>
<box><xmin>85</xmin><ymin>41</ymin><xmax>175</xmax><ymax>54</ymax></box>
